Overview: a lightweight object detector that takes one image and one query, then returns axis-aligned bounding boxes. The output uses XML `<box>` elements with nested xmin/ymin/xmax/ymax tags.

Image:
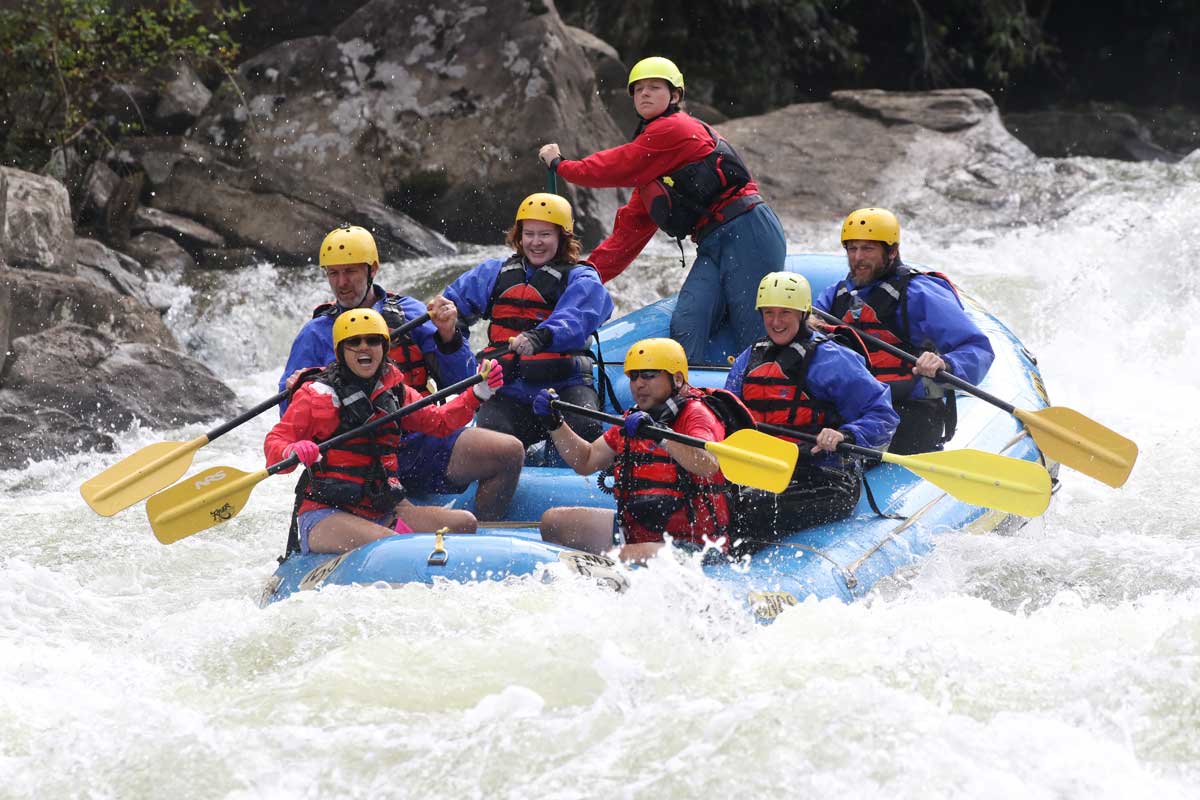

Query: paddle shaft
<box><xmin>811</xmin><ymin>307</ymin><xmax>1016</xmax><ymax>413</ymax></box>
<box><xmin>545</xmin><ymin>167</ymin><xmax>558</xmax><ymax>194</ymax></box>
<box><xmin>754</xmin><ymin>421</ymin><xmax>881</xmax><ymax>460</ymax></box>
<box><xmin>551</xmin><ymin>400</ymin><xmax>712</xmax><ymax>451</ymax></box>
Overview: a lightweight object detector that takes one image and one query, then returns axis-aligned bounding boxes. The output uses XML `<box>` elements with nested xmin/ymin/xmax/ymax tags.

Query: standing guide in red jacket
<box><xmin>538</xmin><ymin>56</ymin><xmax>787</xmax><ymax>364</ymax></box>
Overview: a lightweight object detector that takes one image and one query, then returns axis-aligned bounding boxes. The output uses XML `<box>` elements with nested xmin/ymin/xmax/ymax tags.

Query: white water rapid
<box><xmin>4</xmin><ymin>152</ymin><xmax>1200</xmax><ymax>798</ymax></box>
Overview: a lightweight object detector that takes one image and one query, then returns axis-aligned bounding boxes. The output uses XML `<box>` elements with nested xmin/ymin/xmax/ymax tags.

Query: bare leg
<box><xmin>395</xmin><ymin>499</ymin><xmax>477</xmax><ymax>533</ymax></box>
<box><xmin>617</xmin><ymin>542</ymin><xmax>666</xmax><ymax>563</ymax></box>
<box><xmin>444</xmin><ymin>427</ymin><xmax>525</xmax><ymax>521</ymax></box>
<box><xmin>540</xmin><ymin>507</ymin><xmax>617</xmax><ymax>553</ymax></box>
<box><xmin>307</xmin><ymin>512</ymin><xmax>397</xmax><ymax>555</ymax></box>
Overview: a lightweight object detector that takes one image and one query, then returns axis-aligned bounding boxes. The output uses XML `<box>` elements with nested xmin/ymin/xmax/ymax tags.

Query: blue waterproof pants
<box><xmin>670</xmin><ymin>203</ymin><xmax>787</xmax><ymax>362</ymax></box>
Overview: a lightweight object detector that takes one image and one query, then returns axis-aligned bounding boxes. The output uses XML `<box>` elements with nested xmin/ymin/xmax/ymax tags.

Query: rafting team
<box><xmin>268</xmin><ymin>56</ymin><xmax>995</xmax><ymax>563</ymax></box>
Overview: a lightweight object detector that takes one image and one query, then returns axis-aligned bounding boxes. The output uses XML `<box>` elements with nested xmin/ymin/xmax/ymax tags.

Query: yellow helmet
<box><xmin>320</xmin><ymin>224</ymin><xmax>379</xmax><ymax>268</ymax></box>
<box><xmin>332</xmin><ymin>308</ymin><xmax>390</xmax><ymax>354</ymax></box>
<box><xmin>624</xmin><ymin>337</ymin><xmax>688</xmax><ymax>382</ymax></box>
<box><xmin>627</xmin><ymin>56</ymin><xmax>685</xmax><ymax>94</ymax></box>
<box><xmin>840</xmin><ymin>207</ymin><xmax>900</xmax><ymax>246</ymax></box>
<box><xmin>516</xmin><ymin>192</ymin><xmax>573</xmax><ymax>235</ymax></box>
<box><xmin>756</xmin><ymin>272</ymin><xmax>812</xmax><ymax>312</ymax></box>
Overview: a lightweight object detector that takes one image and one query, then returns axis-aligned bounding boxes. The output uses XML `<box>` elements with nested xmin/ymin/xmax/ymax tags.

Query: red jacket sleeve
<box><xmin>396</xmin><ymin>382</ymin><xmax>482</xmax><ymax>437</ymax></box>
<box><xmin>264</xmin><ymin>385</ymin><xmax>339</xmax><ymax>473</ymax></box>
<box><xmin>556</xmin><ymin>113</ymin><xmax>714</xmax><ymax>189</ymax></box>
<box><xmin>587</xmin><ymin>189</ymin><xmax>660</xmax><ymax>282</ymax></box>
<box><xmin>676</xmin><ymin>401</ymin><xmax>726</xmax><ymax>443</ymax></box>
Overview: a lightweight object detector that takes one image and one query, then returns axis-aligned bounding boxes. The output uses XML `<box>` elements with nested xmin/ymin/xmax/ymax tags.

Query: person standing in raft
<box><xmin>537</xmin><ymin>56</ymin><xmax>786</xmax><ymax>363</ymax></box>
<box><xmin>266</xmin><ymin>309</ymin><xmax>505</xmax><ymax>556</ymax></box>
<box><xmin>532</xmin><ymin>338</ymin><xmax>731</xmax><ymax>563</ymax></box>
<box><xmin>726</xmin><ymin>272</ymin><xmax>898</xmax><ymax>549</ymax></box>
<box><xmin>813</xmin><ymin>208</ymin><xmax>994</xmax><ymax>454</ymax></box>
<box><xmin>436</xmin><ymin>193</ymin><xmax>614</xmax><ymax>449</ymax></box>
<box><xmin>279</xmin><ymin>224</ymin><xmax>524</xmax><ymax>521</ymax></box>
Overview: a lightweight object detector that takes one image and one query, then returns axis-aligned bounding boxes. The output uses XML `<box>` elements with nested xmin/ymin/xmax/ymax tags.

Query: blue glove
<box><xmin>533</xmin><ymin>388</ymin><xmax>564</xmax><ymax>430</ymax></box>
<box><xmin>623</xmin><ymin>410</ymin><xmax>664</xmax><ymax>441</ymax></box>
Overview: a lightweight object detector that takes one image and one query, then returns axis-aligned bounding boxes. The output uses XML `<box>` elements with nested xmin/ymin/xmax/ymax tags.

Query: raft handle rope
<box><xmin>591</xmin><ymin>332</ymin><xmax>622</xmax><ymax>412</ymax></box>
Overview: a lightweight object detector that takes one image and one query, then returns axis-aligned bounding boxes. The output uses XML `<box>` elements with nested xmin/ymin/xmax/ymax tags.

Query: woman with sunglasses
<box><xmin>531</xmin><ymin>337</ymin><xmax>731</xmax><ymax>563</ymax></box>
<box><xmin>265</xmin><ymin>309</ymin><xmax>504</xmax><ymax>556</ymax></box>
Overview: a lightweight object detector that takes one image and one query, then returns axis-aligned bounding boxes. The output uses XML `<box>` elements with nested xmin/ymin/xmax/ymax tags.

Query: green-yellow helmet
<box><xmin>516</xmin><ymin>192</ymin><xmax>573</xmax><ymax>235</ymax></box>
<box><xmin>840</xmin><ymin>208</ymin><xmax>900</xmax><ymax>247</ymax></box>
<box><xmin>624</xmin><ymin>337</ymin><xmax>688</xmax><ymax>382</ymax></box>
<box><xmin>756</xmin><ymin>272</ymin><xmax>812</xmax><ymax>312</ymax></box>
<box><xmin>320</xmin><ymin>224</ymin><xmax>380</xmax><ymax>268</ymax></box>
<box><xmin>627</xmin><ymin>56</ymin><xmax>684</xmax><ymax>94</ymax></box>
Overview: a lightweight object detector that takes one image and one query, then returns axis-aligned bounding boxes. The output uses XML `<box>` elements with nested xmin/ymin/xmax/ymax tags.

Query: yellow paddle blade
<box><xmin>80</xmin><ymin>436</ymin><xmax>208</xmax><ymax>516</ymax></box>
<box><xmin>706</xmin><ymin>429</ymin><xmax>798</xmax><ymax>494</ymax></box>
<box><xmin>883</xmin><ymin>448</ymin><xmax>1051</xmax><ymax>517</ymax></box>
<box><xmin>145</xmin><ymin>465</ymin><xmax>267</xmax><ymax>544</ymax></box>
<box><xmin>1015</xmin><ymin>406</ymin><xmax>1137</xmax><ymax>488</ymax></box>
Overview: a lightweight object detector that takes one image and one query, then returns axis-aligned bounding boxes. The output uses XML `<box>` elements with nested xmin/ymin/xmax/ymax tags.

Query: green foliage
<box><xmin>0</xmin><ymin>0</ymin><xmax>247</xmax><ymax>171</ymax></box>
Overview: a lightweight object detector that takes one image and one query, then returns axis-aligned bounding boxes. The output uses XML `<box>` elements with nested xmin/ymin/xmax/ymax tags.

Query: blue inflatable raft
<box><xmin>261</xmin><ymin>254</ymin><xmax>1055</xmax><ymax>619</ymax></box>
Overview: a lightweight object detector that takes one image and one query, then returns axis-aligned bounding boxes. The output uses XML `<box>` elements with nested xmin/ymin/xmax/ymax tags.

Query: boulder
<box><xmin>565</xmin><ymin>25</ymin><xmax>640</xmax><ymax>135</ymax></box>
<box><xmin>0</xmin><ymin>323</ymin><xmax>236</xmax><ymax>468</ymax></box>
<box><xmin>193</xmin><ymin>0</ymin><xmax>626</xmax><ymax>247</ymax></box>
<box><xmin>108</xmin><ymin>136</ymin><xmax>230</xmax><ymax>190</ymax></box>
<box><xmin>72</xmin><ymin>237</ymin><xmax>162</xmax><ymax>309</ymax></box>
<box><xmin>121</xmin><ymin>232</ymin><xmax>197</xmax><ymax>273</ymax></box>
<box><xmin>131</xmin><ymin>206</ymin><xmax>227</xmax><ymax>251</ymax></box>
<box><xmin>152</xmin><ymin>61</ymin><xmax>213</xmax><ymax>134</ymax></box>
<box><xmin>0</xmin><ymin>267</ymin><xmax>174</xmax><ymax>347</ymax></box>
<box><xmin>1003</xmin><ymin>109</ymin><xmax>1185</xmax><ymax>162</ymax></box>
<box><xmin>153</xmin><ymin>155</ymin><xmax>455</xmax><ymax>264</ymax></box>
<box><xmin>721</xmin><ymin>88</ymin><xmax>1096</xmax><ymax>234</ymax></box>
<box><xmin>0</xmin><ymin>168</ymin><xmax>75</xmax><ymax>273</ymax></box>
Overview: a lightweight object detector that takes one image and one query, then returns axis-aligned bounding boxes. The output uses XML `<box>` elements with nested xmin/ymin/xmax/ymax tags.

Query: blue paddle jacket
<box><xmin>813</xmin><ymin>268</ymin><xmax>994</xmax><ymax>401</ymax></box>
<box><xmin>278</xmin><ymin>286</ymin><xmax>475</xmax><ymax>413</ymax></box>
<box><xmin>726</xmin><ymin>334</ymin><xmax>898</xmax><ymax>468</ymax></box>
<box><xmin>443</xmin><ymin>257</ymin><xmax>614</xmax><ymax>403</ymax></box>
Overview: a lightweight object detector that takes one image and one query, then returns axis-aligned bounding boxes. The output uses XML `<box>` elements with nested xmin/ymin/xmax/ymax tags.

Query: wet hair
<box><xmin>505</xmin><ymin>220</ymin><xmax>582</xmax><ymax>264</ymax></box>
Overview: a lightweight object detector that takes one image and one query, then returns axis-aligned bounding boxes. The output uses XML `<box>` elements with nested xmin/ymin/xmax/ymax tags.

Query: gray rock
<box><xmin>153</xmin><ymin>156</ymin><xmax>455</xmax><ymax>264</ymax></box>
<box><xmin>0</xmin><ymin>277</ymin><xmax>9</xmax><ymax>375</ymax></box>
<box><xmin>0</xmin><ymin>168</ymin><xmax>75</xmax><ymax>273</ymax></box>
<box><xmin>1003</xmin><ymin>109</ymin><xmax>1184</xmax><ymax>162</ymax></box>
<box><xmin>193</xmin><ymin>0</ymin><xmax>626</xmax><ymax>247</ymax></box>
<box><xmin>109</xmin><ymin>136</ymin><xmax>230</xmax><ymax>190</ymax></box>
<box><xmin>122</xmin><ymin>232</ymin><xmax>197</xmax><ymax>273</ymax></box>
<box><xmin>131</xmin><ymin>206</ymin><xmax>227</xmax><ymax>251</ymax></box>
<box><xmin>0</xmin><ymin>323</ymin><xmax>236</xmax><ymax>468</ymax></box>
<box><xmin>73</xmin><ymin>237</ymin><xmax>162</xmax><ymax>309</ymax></box>
<box><xmin>831</xmin><ymin>89</ymin><xmax>994</xmax><ymax>133</ymax></box>
<box><xmin>79</xmin><ymin>161</ymin><xmax>121</xmax><ymax>222</ymax></box>
<box><xmin>153</xmin><ymin>61</ymin><xmax>213</xmax><ymax>133</ymax></box>
<box><xmin>566</xmin><ymin>25</ymin><xmax>640</xmax><ymax>134</ymax></box>
<box><xmin>0</xmin><ymin>267</ymin><xmax>174</xmax><ymax>347</ymax></box>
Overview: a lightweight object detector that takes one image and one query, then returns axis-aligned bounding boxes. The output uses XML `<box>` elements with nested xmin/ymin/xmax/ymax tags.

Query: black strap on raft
<box><xmin>591</xmin><ymin>332</ymin><xmax>621</xmax><ymax>413</ymax></box>
<box><xmin>861</xmin><ymin>468</ymin><xmax>907</xmax><ymax>521</ymax></box>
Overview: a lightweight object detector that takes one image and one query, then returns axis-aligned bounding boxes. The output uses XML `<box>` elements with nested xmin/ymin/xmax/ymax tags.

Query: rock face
<box><xmin>1003</xmin><ymin>109</ymin><xmax>1186</xmax><ymax>162</ymax></box>
<box><xmin>194</xmin><ymin>0</ymin><xmax>626</xmax><ymax>247</ymax></box>
<box><xmin>723</xmin><ymin>88</ymin><xmax>1097</xmax><ymax>235</ymax></box>
<box><xmin>0</xmin><ymin>166</ymin><xmax>241</xmax><ymax>469</ymax></box>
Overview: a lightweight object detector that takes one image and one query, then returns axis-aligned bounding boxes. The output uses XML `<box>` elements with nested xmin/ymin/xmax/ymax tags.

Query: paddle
<box><xmin>811</xmin><ymin>307</ymin><xmax>1137</xmax><ymax>488</ymax></box>
<box><xmin>756</xmin><ymin>422</ymin><xmax>1051</xmax><ymax>517</ymax></box>
<box><xmin>550</xmin><ymin>400</ymin><xmax>798</xmax><ymax>494</ymax></box>
<box><xmin>145</xmin><ymin>371</ymin><xmax>487</xmax><ymax>544</ymax></box>
<box><xmin>80</xmin><ymin>312</ymin><xmax>437</xmax><ymax>517</ymax></box>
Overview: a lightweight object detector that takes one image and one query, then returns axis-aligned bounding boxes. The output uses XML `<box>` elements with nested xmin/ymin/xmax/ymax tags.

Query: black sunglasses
<box><xmin>626</xmin><ymin>369</ymin><xmax>664</xmax><ymax>382</ymax></box>
<box><xmin>343</xmin><ymin>335</ymin><xmax>386</xmax><ymax>348</ymax></box>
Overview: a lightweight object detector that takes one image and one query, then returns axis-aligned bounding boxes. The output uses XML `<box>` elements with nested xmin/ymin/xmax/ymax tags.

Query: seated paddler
<box><xmin>813</xmin><ymin>208</ymin><xmax>994</xmax><ymax>454</ymax></box>
<box><xmin>437</xmin><ymin>193</ymin><xmax>614</xmax><ymax>451</ymax></box>
<box><xmin>266</xmin><ymin>308</ymin><xmax>504</xmax><ymax>556</ymax></box>
<box><xmin>533</xmin><ymin>337</ymin><xmax>732</xmax><ymax>563</ymax></box>
<box><xmin>279</xmin><ymin>224</ymin><xmax>524</xmax><ymax>520</ymax></box>
<box><xmin>725</xmin><ymin>272</ymin><xmax>898</xmax><ymax>551</ymax></box>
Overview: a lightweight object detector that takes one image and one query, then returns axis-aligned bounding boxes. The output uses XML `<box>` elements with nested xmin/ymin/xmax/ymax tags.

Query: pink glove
<box><xmin>393</xmin><ymin>516</ymin><xmax>414</xmax><ymax>534</ymax></box>
<box><xmin>284</xmin><ymin>440</ymin><xmax>320</xmax><ymax>467</ymax></box>
<box><xmin>473</xmin><ymin>358</ymin><xmax>504</xmax><ymax>400</ymax></box>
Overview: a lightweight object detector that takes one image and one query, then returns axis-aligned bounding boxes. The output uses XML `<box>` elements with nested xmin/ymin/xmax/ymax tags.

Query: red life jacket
<box><xmin>612</xmin><ymin>388</ymin><xmax>730</xmax><ymax>548</ymax></box>
<box><xmin>299</xmin><ymin>363</ymin><xmax>408</xmax><ymax>518</ymax></box>
<box><xmin>740</xmin><ymin>335</ymin><xmax>843</xmax><ymax>440</ymax></box>
<box><xmin>827</xmin><ymin>263</ymin><xmax>958</xmax><ymax>403</ymax></box>
<box><xmin>637</xmin><ymin>114</ymin><xmax>761</xmax><ymax>242</ymax></box>
<box><xmin>482</xmin><ymin>256</ymin><xmax>594</xmax><ymax>385</ymax></box>
<box><xmin>312</xmin><ymin>293</ymin><xmax>429</xmax><ymax>394</ymax></box>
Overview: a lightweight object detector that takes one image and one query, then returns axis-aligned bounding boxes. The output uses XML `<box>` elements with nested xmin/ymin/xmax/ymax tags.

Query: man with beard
<box><xmin>813</xmin><ymin>208</ymin><xmax>994</xmax><ymax>454</ymax></box>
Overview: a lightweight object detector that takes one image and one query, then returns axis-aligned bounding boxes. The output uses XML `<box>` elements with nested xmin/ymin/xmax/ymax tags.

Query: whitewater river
<box><xmin>4</xmin><ymin>152</ymin><xmax>1199</xmax><ymax>798</ymax></box>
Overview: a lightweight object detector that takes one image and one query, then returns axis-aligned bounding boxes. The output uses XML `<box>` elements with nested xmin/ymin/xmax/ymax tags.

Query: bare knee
<box><xmin>446</xmin><ymin>508</ymin><xmax>477</xmax><ymax>533</ymax></box>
